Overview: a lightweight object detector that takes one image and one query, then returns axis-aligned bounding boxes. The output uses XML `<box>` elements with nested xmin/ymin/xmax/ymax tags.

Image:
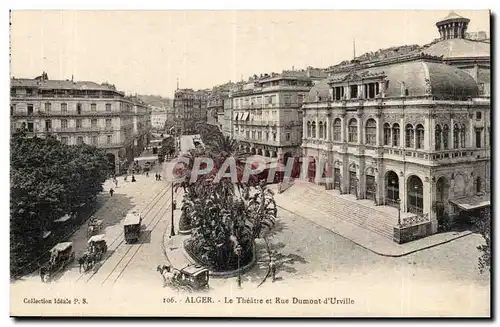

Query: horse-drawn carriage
<box><xmin>157</xmin><ymin>264</ymin><xmax>209</xmax><ymax>292</ymax></box>
<box><xmin>40</xmin><ymin>242</ymin><xmax>75</xmax><ymax>283</ymax></box>
<box><xmin>87</xmin><ymin>216</ymin><xmax>103</xmax><ymax>237</ymax></box>
<box><xmin>78</xmin><ymin>234</ymin><xmax>108</xmax><ymax>272</ymax></box>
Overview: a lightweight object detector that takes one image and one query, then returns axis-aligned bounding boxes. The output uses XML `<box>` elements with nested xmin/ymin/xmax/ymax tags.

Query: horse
<box><xmin>157</xmin><ymin>265</ymin><xmax>175</xmax><ymax>287</ymax></box>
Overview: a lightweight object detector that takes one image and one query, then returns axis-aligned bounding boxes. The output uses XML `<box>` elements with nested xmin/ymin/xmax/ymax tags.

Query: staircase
<box><xmin>274</xmin><ymin>183</ymin><xmax>400</xmax><ymax>240</ymax></box>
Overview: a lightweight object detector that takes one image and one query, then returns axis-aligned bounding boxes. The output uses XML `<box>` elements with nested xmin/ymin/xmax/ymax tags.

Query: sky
<box><xmin>10</xmin><ymin>10</ymin><xmax>490</xmax><ymax>97</ymax></box>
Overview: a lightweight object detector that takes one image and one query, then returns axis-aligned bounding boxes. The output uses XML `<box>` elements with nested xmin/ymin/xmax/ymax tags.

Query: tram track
<box><xmin>74</xmin><ymin>182</ymin><xmax>173</xmax><ymax>284</ymax></box>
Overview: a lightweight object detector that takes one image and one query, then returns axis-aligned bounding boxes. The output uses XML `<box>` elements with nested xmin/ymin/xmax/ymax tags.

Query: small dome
<box><xmin>306</xmin><ymin>79</ymin><xmax>330</xmax><ymax>102</ymax></box>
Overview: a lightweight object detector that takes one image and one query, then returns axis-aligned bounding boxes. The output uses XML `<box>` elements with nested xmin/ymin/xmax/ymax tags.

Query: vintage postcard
<box><xmin>9</xmin><ymin>9</ymin><xmax>491</xmax><ymax>317</ymax></box>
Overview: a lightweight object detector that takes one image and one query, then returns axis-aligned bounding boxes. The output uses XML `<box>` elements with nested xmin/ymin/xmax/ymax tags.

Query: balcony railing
<box><xmin>12</xmin><ymin>110</ymin><xmax>132</xmax><ymax>117</ymax></box>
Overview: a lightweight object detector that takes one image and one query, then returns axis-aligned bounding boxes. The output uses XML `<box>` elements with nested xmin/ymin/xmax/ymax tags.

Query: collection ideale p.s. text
<box><xmin>23</xmin><ymin>298</ymin><xmax>87</xmax><ymax>305</ymax></box>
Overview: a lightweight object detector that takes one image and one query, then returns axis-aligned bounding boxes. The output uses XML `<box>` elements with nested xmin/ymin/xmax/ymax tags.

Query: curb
<box><xmin>277</xmin><ymin>204</ymin><xmax>474</xmax><ymax>258</ymax></box>
<box><xmin>181</xmin><ymin>240</ymin><xmax>257</xmax><ymax>278</ymax></box>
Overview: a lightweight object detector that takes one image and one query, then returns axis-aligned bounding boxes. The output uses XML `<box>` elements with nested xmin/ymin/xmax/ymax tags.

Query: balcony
<box><xmin>13</xmin><ymin>110</ymin><xmax>132</xmax><ymax>117</ymax></box>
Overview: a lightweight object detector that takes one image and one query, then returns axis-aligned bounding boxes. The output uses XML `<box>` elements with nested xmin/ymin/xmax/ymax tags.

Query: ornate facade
<box><xmin>173</xmin><ymin>89</ymin><xmax>209</xmax><ymax>135</ymax></box>
<box><xmin>301</xmin><ymin>53</ymin><xmax>490</xmax><ymax>235</ymax></box>
<box><xmin>10</xmin><ymin>73</ymin><xmax>151</xmax><ymax>174</ymax></box>
<box><xmin>230</xmin><ymin>72</ymin><xmax>313</xmax><ymax>159</ymax></box>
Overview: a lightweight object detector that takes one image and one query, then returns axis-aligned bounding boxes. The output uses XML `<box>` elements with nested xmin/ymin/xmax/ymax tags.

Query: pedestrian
<box><xmin>158</xmin><ymin>174</ymin><xmax>162</xmax><ymax>181</ymax></box>
<box><xmin>269</xmin><ymin>258</ymin><xmax>277</xmax><ymax>282</ymax></box>
<box><xmin>109</xmin><ymin>188</ymin><xmax>115</xmax><ymax>197</ymax></box>
<box><xmin>124</xmin><ymin>175</ymin><xmax>128</xmax><ymax>182</ymax></box>
<box><xmin>146</xmin><ymin>171</ymin><xmax>149</xmax><ymax>177</ymax></box>
<box><xmin>114</xmin><ymin>178</ymin><xmax>118</xmax><ymax>188</ymax></box>
<box><xmin>155</xmin><ymin>173</ymin><xmax>158</xmax><ymax>181</ymax></box>
<box><xmin>131</xmin><ymin>175</ymin><xmax>136</xmax><ymax>183</ymax></box>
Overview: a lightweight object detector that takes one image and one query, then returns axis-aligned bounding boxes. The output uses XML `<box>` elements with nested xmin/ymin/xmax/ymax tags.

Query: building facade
<box><xmin>230</xmin><ymin>72</ymin><xmax>313</xmax><ymax>160</ymax></box>
<box><xmin>10</xmin><ymin>73</ymin><xmax>150</xmax><ymax>174</ymax></box>
<box><xmin>173</xmin><ymin>89</ymin><xmax>208</xmax><ymax>135</ymax></box>
<box><xmin>301</xmin><ymin>53</ymin><xmax>490</xmax><ymax>236</ymax></box>
<box><xmin>150</xmin><ymin>106</ymin><xmax>167</xmax><ymax>130</ymax></box>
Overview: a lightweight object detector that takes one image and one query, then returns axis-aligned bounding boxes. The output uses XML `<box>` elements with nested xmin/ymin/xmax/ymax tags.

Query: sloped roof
<box><xmin>306</xmin><ymin>79</ymin><xmax>331</xmax><ymax>102</ymax></box>
<box><xmin>11</xmin><ymin>78</ymin><xmax>121</xmax><ymax>92</ymax></box>
<box><xmin>322</xmin><ymin>58</ymin><xmax>479</xmax><ymax>100</ymax></box>
<box><xmin>422</xmin><ymin>38</ymin><xmax>490</xmax><ymax>59</ymax></box>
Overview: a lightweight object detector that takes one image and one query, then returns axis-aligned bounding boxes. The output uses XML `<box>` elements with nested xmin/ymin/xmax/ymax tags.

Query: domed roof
<box><xmin>326</xmin><ymin>59</ymin><xmax>479</xmax><ymax>100</ymax></box>
<box><xmin>422</xmin><ymin>38</ymin><xmax>490</xmax><ymax>59</ymax></box>
<box><xmin>437</xmin><ymin>11</ymin><xmax>470</xmax><ymax>25</ymax></box>
<box><xmin>306</xmin><ymin>79</ymin><xmax>330</xmax><ymax>102</ymax></box>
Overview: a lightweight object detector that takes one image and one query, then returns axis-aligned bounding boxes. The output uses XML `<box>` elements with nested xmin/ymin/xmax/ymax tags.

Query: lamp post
<box><xmin>235</xmin><ymin>245</ymin><xmax>242</xmax><ymax>288</ymax></box>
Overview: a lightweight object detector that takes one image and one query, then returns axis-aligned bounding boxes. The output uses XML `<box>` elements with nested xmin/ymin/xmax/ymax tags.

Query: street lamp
<box><xmin>235</xmin><ymin>245</ymin><xmax>242</xmax><ymax>288</ymax></box>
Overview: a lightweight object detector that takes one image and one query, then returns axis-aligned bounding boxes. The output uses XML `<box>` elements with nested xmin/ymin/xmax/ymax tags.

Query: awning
<box><xmin>233</xmin><ymin>112</ymin><xmax>239</xmax><ymax>120</ymax></box>
<box><xmin>450</xmin><ymin>194</ymin><xmax>491</xmax><ymax>211</ymax></box>
<box><xmin>242</xmin><ymin>112</ymin><xmax>250</xmax><ymax>121</ymax></box>
<box><xmin>42</xmin><ymin>231</ymin><xmax>52</xmax><ymax>239</ymax></box>
<box><xmin>237</xmin><ymin>113</ymin><xmax>244</xmax><ymax>121</ymax></box>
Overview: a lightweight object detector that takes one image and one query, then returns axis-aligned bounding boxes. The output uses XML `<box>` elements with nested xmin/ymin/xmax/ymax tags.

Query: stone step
<box><xmin>279</xmin><ymin>185</ymin><xmax>395</xmax><ymax>239</ymax></box>
<box><xmin>301</xmin><ymin>189</ymin><xmax>394</xmax><ymax>238</ymax></box>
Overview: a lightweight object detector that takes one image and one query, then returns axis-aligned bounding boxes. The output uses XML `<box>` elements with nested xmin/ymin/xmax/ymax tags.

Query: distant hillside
<box><xmin>137</xmin><ymin>94</ymin><xmax>173</xmax><ymax>108</ymax></box>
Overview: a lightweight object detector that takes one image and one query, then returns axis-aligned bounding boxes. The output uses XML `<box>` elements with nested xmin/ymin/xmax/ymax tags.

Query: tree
<box><xmin>474</xmin><ymin>208</ymin><xmax>491</xmax><ymax>274</ymax></box>
<box><xmin>176</xmin><ymin>134</ymin><xmax>277</xmax><ymax>272</ymax></box>
<box><xmin>10</xmin><ymin>134</ymin><xmax>109</xmax><ymax>277</ymax></box>
<box><xmin>158</xmin><ymin>137</ymin><xmax>175</xmax><ymax>163</ymax></box>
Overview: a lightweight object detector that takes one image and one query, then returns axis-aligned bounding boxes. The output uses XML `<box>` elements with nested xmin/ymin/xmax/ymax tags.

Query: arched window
<box><xmin>435</xmin><ymin>124</ymin><xmax>442</xmax><ymax>150</ymax></box>
<box><xmin>307</xmin><ymin>121</ymin><xmax>311</xmax><ymax>138</ymax></box>
<box><xmin>319</xmin><ymin>122</ymin><xmax>324</xmax><ymax>139</ymax></box>
<box><xmin>333</xmin><ymin>118</ymin><xmax>341</xmax><ymax>141</ymax></box>
<box><xmin>443</xmin><ymin>124</ymin><xmax>449</xmax><ymax>149</ymax></box>
<box><xmin>453</xmin><ymin>124</ymin><xmax>460</xmax><ymax>148</ymax></box>
<box><xmin>383</xmin><ymin>123</ymin><xmax>391</xmax><ymax>146</ymax></box>
<box><xmin>392</xmin><ymin>123</ymin><xmax>400</xmax><ymax>147</ymax></box>
<box><xmin>416</xmin><ymin>124</ymin><xmax>424</xmax><ymax>149</ymax></box>
<box><xmin>311</xmin><ymin>121</ymin><xmax>316</xmax><ymax>138</ymax></box>
<box><xmin>460</xmin><ymin>124</ymin><xmax>466</xmax><ymax>148</ymax></box>
<box><xmin>405</xmin><ymin>124</ymin><xmax>414</xmax><ymax>148</ymax></box>
<box><xmin>476</xmin><ymin>177</ymin><xmax>482</xmax><ymax>193</ymax></box>
<box><xmin>365</xmin><ymin>119</ymin><xmax>377</xmax><ymax>145</ymax></box>
<box><xmin>348</xmin><ymin>118</ymin><xmax>358</xmax><ymax>143</ymax></box>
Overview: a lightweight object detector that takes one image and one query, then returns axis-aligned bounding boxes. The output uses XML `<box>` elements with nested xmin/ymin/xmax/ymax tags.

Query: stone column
<box><xmin>399</xmin><ymin>114</ymin><xmax>405</xmax><ymax>148</ymax></box>
<box><xmin>399</xmin><ymin>172</ymin><xmax>406</xmax><ymax>212</ymax></box>
<box><xmin>315</xmin><ymin>116</ymin><xmax>319</xmax><ymax>139</ymax></box>
<box><xmin>340</xmin><ymin>113</ymin><xmax>346</xmax><ymax>143</ymax></box>
<box><xmin>326</xmin><ymin>117</ymin><xmax>331</xmax><ymax>141</ymax></box>
<box><xmin>357</xmin><ymin>114</ymin><xmax>362</xmax><ymax>145</ymax></box>
<box><xmin>426</xmin><ymin>177</ymin><xmax>438</xmax><ymax>234</ymax></box>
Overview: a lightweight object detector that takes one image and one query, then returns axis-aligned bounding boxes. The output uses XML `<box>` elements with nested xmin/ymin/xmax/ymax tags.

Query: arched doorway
<box><xmin>385</xmin><ymin>171</ymin><xmax>399</xmax><ymax>208</ymax></box>
<box><xmin>435</xmin><ymin>177</ymin><xmax>449</xmax><ymax>219</ymax></box>
<box><xmin>407</xmin><ymin>175</ymin><xmax>424</xmax><ymax>214</ymax></box>
<box><xmin>333</xmin><ymin>161</ymin><xmax>342</xmax><ymax>191</ymax></box>
<box><xmin>251</xmin><ymin>148</ymin><xmax>256</xmax><ymax>155</ymax></box>
<box><xmin>264</xmin><ymin>150</ymin><xmax>270</xmax><ymax>157</ymax></box>
<box><xmin>283</xmin><ymin>151</ymin><xmax>293</xmax><ymax>164</ymax></box>
<box><xmin>307</xmin><ymin>157</ymin><xmax>316</xmax><ymax>182</ymax></box>
<box><xmin>257</xmin><ymin>148</ymin><xmax>263</xmax><ymax>156</ymax></box>
<box><xmin>365</xmin><ymin>172</ymin><xmax>376</xmax><ymax>200</ymax></box>
<box><xmin>106</xmin><ymin>153</ymin><xmax>116</xmax><ymax>174</ymax></box>
<box><xmin>348</xmin><ymin>165</ymin><xmax>358</xmax><ymax>196</ymax></box>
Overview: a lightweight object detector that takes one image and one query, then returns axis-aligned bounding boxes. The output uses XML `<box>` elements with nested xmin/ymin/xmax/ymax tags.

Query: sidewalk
<box><xmin>272</xmin><ymin>183</ymin><xmax>474</xmax><ymax>257</ymax></box>
<box><xmin>161</xmin><ymin>191</ymin><xmax>195</xmax><ymax>269</ymax></box>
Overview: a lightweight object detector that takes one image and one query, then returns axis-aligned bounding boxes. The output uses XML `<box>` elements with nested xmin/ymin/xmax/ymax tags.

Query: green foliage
<box><xmin>158</xmin><ymin>137</ymin><xmax>175</xmax><ymax>163</ymax></box>
<box><xmin>10</xmin><ymin>133</ymin><xmax>109</xmax><ymax>276</ymax></box>
<box><xmin>473</xmin><ymin>208</ymin><xmax>491</xmax><ymax>274</ymax></box>
<box><xmin>177</xmin><ymin>134</ymin><xmax>277</xmax><ymax>271</ymax></box>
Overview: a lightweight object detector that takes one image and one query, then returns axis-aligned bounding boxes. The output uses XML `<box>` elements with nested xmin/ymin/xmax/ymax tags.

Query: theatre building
<box><xmin>301</xmin><ymin>52</ymin><xmax>490</xmax><ymax>238</ymax></box>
